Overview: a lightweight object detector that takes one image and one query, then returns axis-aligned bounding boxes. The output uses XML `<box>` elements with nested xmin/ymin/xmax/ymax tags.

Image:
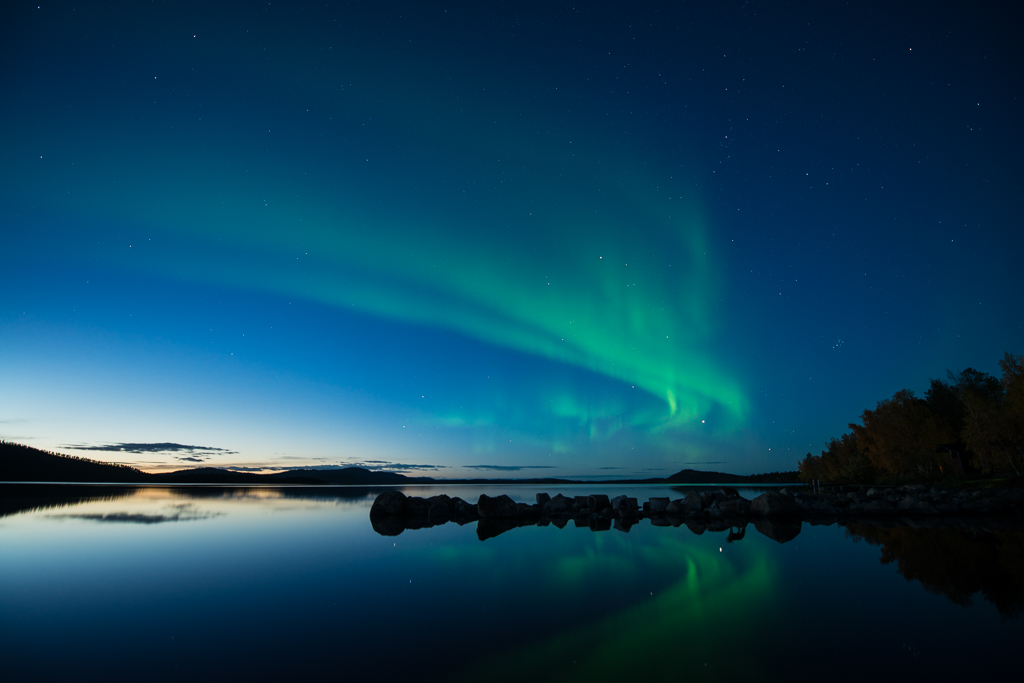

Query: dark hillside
<box><xmin>0</xmin><ymin>441</ymin><xmax>149</xmax><ymax>483</ymax></box>
<box><xmin>153</xmin><ymin>467</ymin><xmax>283</xmax><ymax>484</ymax></box>
<box><xmin>666</xmin><ymin>469</ymin><xmax>800</xmax><ymax>484</ymax></box>
<box><xmin>272</xmin><ymin>467</ymin><xmax>433</xmax><ymax>485</ymax></box>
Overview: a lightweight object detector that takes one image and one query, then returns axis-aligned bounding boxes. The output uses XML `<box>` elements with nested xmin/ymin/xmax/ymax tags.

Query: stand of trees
<box><xmin>799</xmin><ymin>352</ymin><xmax>1024</xmax><ymax>484</ymax></box>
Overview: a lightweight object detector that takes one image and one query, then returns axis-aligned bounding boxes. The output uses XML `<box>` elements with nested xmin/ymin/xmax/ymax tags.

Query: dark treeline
<box><xmin>0</xmin><ymin>441</ymin><xmax>150</xmax><ymax>482</ymax></box>
<box><xmin>800</xmin><ymin>352</ymin><xmax>1024</xmax><ymax>484</ymax></box>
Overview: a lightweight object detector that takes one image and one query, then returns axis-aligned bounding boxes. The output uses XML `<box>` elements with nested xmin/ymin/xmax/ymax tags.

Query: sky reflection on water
<box><xmin>1</xmin><ymin>485</ymin><xmax>1021</xmax><ymax>681</ymax></box>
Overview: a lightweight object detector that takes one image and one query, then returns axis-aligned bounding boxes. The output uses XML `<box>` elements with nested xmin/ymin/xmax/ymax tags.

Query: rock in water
<box><xmin>700</xmin><ymin>490</ymin><xmax>723</xmax><ymax>509</ymax></box>
<box><xmin>544</xmin><ymin>494</ymin><xmax>573</xmax><ymax>514</ymax></box>
<box><xmin>749</xmin><ymin>491</ymin><xmax>800</xmax><ymax>517</ymax></box>
<box><xmin>683</xmin><ymin>492</ymin><xmax>704</xmax><ymax>516</ymax></box>
<box><xmin>403</xmin><ymin>496</ymin><xmax>431</xmax><ymax>517</ymax></box>
<box><xmin>477</xmin><ymin>493</ymin><xmax>518</xmax><ymax>518</ymax></box>
<box><xmin>452</xmin><ymin>497</ymin><xmax>479</xmax><ymax>519</ymax></box>
<box><xmin>370</xmin><ymin>490</ymin><xmax>407</xmax><ymax>517</ymax></box>
<box><xmin>611</xmin><ymin>496</ymin><xmax>639</xmax><ymax>516</ymax></box>
<box><xmin>427</xmin><ymin>495</ymin><xmax>453</xmax><ymax>524</ymax></box>
<box><xmin>648</xmin><ymin>497</ymin><xmax>670</xmax><ymax>513</ymax></box>
<box><xmin>516</xmin><ymin>502</ymin><xmax>542</xmax><ymax>519</ymax></box>
<box><xmin>713</xmin><ymin>497</ymin><xmax>751</xmax><ymax>516</ymax></box>
<box><xmin>536</xmin><ymin>492</ymin><xmax>551</xmax><ymax>507</ymax></box>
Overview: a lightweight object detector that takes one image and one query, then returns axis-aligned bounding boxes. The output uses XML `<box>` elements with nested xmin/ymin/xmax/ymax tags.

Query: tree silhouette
<box><xmin>951</xmin><ymin>354</ymin><xmax>1024</xmax><ymax>476</ymax></box>
<box><xmin>799</xmin><ymin>352</ymin><xmax>1021</xmax><ymax>483</ymax></box>
<box><xmin>851</xmin><ymin>389</ymin><xmax>944</xmax><ymax>479</ymax></box>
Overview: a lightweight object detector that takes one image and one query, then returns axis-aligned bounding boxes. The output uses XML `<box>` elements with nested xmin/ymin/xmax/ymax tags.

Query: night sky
<box><xmin>1</xmin><ymin>1</ymin><xmax>1020</xmax><ymax>476</ymax></box>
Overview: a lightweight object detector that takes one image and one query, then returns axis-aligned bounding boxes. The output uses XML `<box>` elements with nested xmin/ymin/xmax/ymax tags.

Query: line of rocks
<box><xmin>792</xmin><ymin>484</ymin><xmax>1024</xmax><ymax>516</ymax></box>
<box><xmin>369</xmin><ymin>485</ymin><xmax>1023</xmax><ymax>541</ymax></box>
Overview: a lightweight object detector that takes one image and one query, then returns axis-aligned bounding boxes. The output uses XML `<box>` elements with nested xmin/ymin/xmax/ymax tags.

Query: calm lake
<box><xmin>1</xmin><ymin>484</ymin><xmax>1021</xmax><ymax>681</ymax></box>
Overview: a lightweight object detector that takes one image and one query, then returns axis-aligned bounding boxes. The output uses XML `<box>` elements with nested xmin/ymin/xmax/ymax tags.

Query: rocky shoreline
<box><xmin>369</xmin><ymin>485</ymin><xmax>1024</xmax><ymax>541</ymax></box>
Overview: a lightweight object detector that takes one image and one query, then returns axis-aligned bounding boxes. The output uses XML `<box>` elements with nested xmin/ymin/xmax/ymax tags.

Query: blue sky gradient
<box><xmin>2</xmin><ymin>1</ymin><xmax>1021</xmax><ymax>476</ymax></box>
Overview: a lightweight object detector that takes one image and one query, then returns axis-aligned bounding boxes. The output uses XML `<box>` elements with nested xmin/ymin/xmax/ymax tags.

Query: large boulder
<box><xmin>370</xmin><ymin>490</ymin><xmax>407</xmax><ymax>517</ymax></box>
<box><xmin>588</xmin><ymin>494</ymin><xmax>611</xmax><ymax>512</ymax></box>
<box><xmin>750</xmin><ymin>491</ymin><xmax>801</xmax><ymax>517</ymax></box>
<box><xmin>682</xmin><ymin>492</ymin><xmax>704</xmax><ymax>516</ymax></box>
<box><xmin>648</xmin><ymin>497</ymin><xmax>670</xmax><ymax>513</ymax></box>
<box><xmin>452</xmin><ymin>497</ymin><xmax>479</xmax><ymax>520</ymax></box>
<box><xmin>427</xmin><ymin>495</ymin><xmax>453</xmax><ymax>524</ymax></box>
<box><xmin>544</xmin><ymin>494</ymin><xmax>574</xmax><ymax>514</ymax></box>
<box><xmin>477</xmin><ymin>494</ymin><xmax>519</xmax><ymax>518</ymax></box>
<box><xmin>516</xmin><ymin>502</ymin><xmax>542</xmax><ymax>519</ymax></box>
<box><xmin>700</xmin><ymin>490</ymin><xmax>723</xmax><ymax>509</ymax></box>
<box><xmin>710</xmin><ymin>496</ymin><xmax>751</xmax><ymax>517</ymax></box>
<box><xmin>536</xmin><ymin>492</ymin><xmax>551</xmax><ymax>507</ymax></box>
<box><xmin>403</xmin><ymin>496</ymin><xmax>431</xmax><ymax>517</ymax></box>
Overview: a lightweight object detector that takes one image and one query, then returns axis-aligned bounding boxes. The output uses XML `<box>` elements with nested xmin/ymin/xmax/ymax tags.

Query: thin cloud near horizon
<box><xmin>65</xmin><ymin>442</ymin><xmax>238</xmax><ymax>455</ymax></box>
<box><xmin>463</xmin><ymin>464</ymin><xmax>558</xmax><ymax>472</ymax></box>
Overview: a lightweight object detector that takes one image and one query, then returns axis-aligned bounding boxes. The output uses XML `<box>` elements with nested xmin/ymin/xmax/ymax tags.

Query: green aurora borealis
<box><xmin>58</xmin><ymin>112</ymin><xmax>746</xmax><ymax>433</ymax></box>
<box><xmin>2</xmin><ymin>1</ymin><xmax>1021</xmax><ymax>474</ymax></box>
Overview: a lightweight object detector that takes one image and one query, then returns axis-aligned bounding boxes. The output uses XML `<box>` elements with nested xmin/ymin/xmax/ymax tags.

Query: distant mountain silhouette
<box><xmin>156</xmin><ymin>467</ymin><xmax>292</xmax><ymax>484</ymax></box>
<box><xmin>1</xmin><ymin>441</ymin><xmax>799</xmax><ymax>485</ymax></box>
<box><xmin>665</xmin><ymin>469</ymin><xmax>799</xmax><ymax>484</ymax></box>
<box><xmin>273</xmin><ymin>467</ymin><xmax>435</xmax><ymax>485</ymax></box>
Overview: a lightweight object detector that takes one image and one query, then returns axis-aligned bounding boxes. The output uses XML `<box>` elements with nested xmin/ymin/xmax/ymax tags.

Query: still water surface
<box><xmin>1</xmin><ymin>484</ymin><xmax>1021</xmax><ymax>681</ymax></box>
